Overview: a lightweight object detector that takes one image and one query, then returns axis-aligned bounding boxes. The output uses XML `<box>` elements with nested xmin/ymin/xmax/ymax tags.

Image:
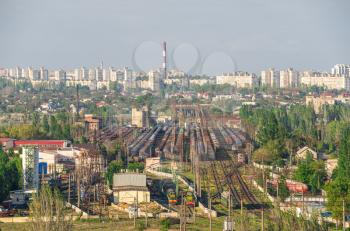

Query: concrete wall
<box><xmin>113</xmin><ymin>190</ymin><xmax>150</xmax><ymax>204</ymax></box>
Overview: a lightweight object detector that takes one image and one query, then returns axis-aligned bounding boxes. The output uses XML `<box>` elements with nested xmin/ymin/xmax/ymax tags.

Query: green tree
<box><xmin>252</xmin><ymin>140</ymin><xmax>283</xmax><ymax>165</ymax></box>
<box><xmin>294</xmin><ymin>152</ymin><xmax>326</xmax><ymax>194</ymax></box>
<box><xmin>337</xmin><ymin>126</ymin><xmax>350</xmax><ymax>179</ymax></box>
<box><xmin>41</xmin><ymin>115</ymin><xmax>50</xmax><ymax>135</ymax></box>
<box><xmin>128</xmin><ymin>162</ymin><xmax>145</xmax><ymax>172</ymax></box>
<box><xmin>256</xmin><ymin>111</ymin><xmax>280</xmax><ymax>145</ymax></box>
<box><xmin>106</xmin><ymin>160</ymin><xmax>124</xmax><ymax>188</ymax></box>
<box><xmin>325</xmin><ymin>177</ymin><xmax>350</xmax><ymax>220</ymax></box>
<box><xmin>278</xmin><ymin>176</ymin><xmax>290</xmax><ymax>202</ymax></box>
<box><xmin>0</xmin><ymin>149</ymin><xmax>21</xmax><ymax>202</ymax></box>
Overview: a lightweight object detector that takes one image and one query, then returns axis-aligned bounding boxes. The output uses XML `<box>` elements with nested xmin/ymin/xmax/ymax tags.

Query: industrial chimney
<box><xmin>162</xmin><ymin>41</ymin><xmax>167</xmax><ymax>79</ymax></box>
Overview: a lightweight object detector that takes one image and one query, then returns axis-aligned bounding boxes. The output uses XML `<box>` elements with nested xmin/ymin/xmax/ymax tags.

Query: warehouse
<box><xmin>113</xmin><ymin>172</ymin><xmax>150</xmax><ymax>204</ymax></box>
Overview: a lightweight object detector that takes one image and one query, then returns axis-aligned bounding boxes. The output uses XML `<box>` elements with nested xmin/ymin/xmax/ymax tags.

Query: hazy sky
<box><xmin>1</xmin><ymin>0</ymin><xmax>349</xmax><ymax>75</ymax></box>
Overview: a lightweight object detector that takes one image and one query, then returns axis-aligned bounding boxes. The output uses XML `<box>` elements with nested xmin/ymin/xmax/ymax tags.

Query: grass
<box><xmin>0</xmin><ymin>216</ymin><xmax>229</xmax><ymax>231</ymax></box>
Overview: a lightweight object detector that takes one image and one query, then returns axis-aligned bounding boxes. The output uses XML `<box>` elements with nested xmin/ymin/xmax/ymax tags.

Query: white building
<box><xmin>148</xmin><ymin>70</ymin><xmax>160</xmax><ymax>92</ymax></box>
<box><xmin>54</xmin><ymin>69</ymin><xmax>66</xmax><ymax>81</ymax></box>
<box><xmin>40</xmin><ymin>67</ymin><xmax>49</xmax><ymax>81</ymax></box>
<box><xmin>113</xmin><ymin>173</ymin><xmax>150</xmax><ymax>204</ymax></box>
<box><xmin>88</xmin><ymin>68</ymin><xmax>96</xmax><ymax>81</ymax></box>
<box><xmin>74</xmin><ymin>67</ymin><xmax>88</xmax><ymax>81</ymax></box>
<box><xmin>332</xmin><ymin>64</ymin><xmax>350</xmax><ymax>77</ymax></box>
<box><xmin>123</xmin><ymin>67</ymin><xmax>133</xmax><ymax>91</ymax></box>
<box><xmin>280</xmin><ymin>68</ymin><xmax>299</xmax><ymax>88</ymax></box>
<box><xmin>300</xmin><ymin>71</ymin><xmax>350</xmax><ymax>90</ymax></box>
<box><xmin>261</xmin><ymin>68</ymin><xmax>280</xmax><ymax>88</ymax></box>
<box><xmin>28</xmin><ymin>67</ymin><xmax>40</xmax><ymax>80</ymax></box>
<box><xmin>15</xmin><ymin>67</ymin><xmax>23</xmax><ymax>78</ymax></box>
<box><xmin>216</xmin><ymin>72</ymin><xmax>258</xmax><ymax>88</ymax></box>
<box><xmin>95</xmin><ymin>67</ymin><xmax>103</xmax><ymax>81</ymax></box>
<box><xmin>103</xmin><ymin>67</ymin><xmax>112</xmax><ymax>81</ymax></box>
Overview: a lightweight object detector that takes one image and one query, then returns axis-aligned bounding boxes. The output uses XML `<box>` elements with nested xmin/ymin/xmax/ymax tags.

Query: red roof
<box><xmin>0</xmin><ymin>138</ymin><xmax>12</xmax><ymax>143</ymax></box>
<box><xmin>14</xmin><ymin>140</ymin><xmax>66</xmax><ymax>147</ymax></box>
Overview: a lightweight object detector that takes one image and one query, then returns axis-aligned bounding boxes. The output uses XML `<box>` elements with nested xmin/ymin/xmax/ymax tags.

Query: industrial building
<box><xmin>84</xmin><ymin>114</ymin><xmax>102</xmax><ymax>132</ymax></box>
<box><xmin>113</xmin><ymin>172</ymin><xmax>150</xmax><ymax>204</ymax></box>
<box><xmin>22</xmin><ymin>146</ymin><xmax>39</xmax><ymax>191</ymax></box>
<box><xmin>131</xmin><ymin>106</ymin><xmax>149</xmax><ymax>128</ymax></box>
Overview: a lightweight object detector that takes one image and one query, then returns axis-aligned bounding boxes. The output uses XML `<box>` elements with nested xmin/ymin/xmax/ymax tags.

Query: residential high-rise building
<box><xmin>216</xmin><ymin>72</ymin><xmax>258</xmax><ymax>88</ymax></box>
<box><xmin>54</xmin><ymin>69</ymin><xmax>66</xmax><ymax>81</ymax></box>
<box><xmin>123</xmin><ymin>67</ymin><xmax>133</xmax><ymax>91</ymax></box>
<box><xmin>96</xmin><ymin>67</ymin><xmax>103</xmax><ymax>81</ymax></box>
<box><xmin>300</xmin><ymin>71</ymin><xmax>350</xmax><ymax>90</ymax></box>
<box><xmin>280</xmin><ymin>68</ymin><xmax>299</xmax><ymax>88</ymax></box>
<box><xmin>103</xmin><ymin>67</ymin><xmax>112</xmax><ymax>81</ymax></box>
<box><xmin>261</xmin><ymin>68</ymin><xmax>280</xmax><ymax>88</ymax></box>
<box><xmin>40</xmin><ymin>67</ymin><xmax>49</xmax><ymax>80</ymax></box>
<box><xmin>74</xmin><ymin>67</ymin><xmax>88</xmax><ymax>81</ymax></box>
<box><xmin>28</xmin><ymin>67</ymin><xmax>40</xmax><ymax>80</ymax></box>
<box><xmin>15</xmin><ymin>67</ymin><xmax>23</xmax><ymax>78</ymax></box>
<box><xmin>148</xmin><ymin>70</ymin><xmax>160</xmax><ymax>92</ymax></box>
<box><xmin>88</xmin><ymin>68</ymin><xmax>96</xmax><ymax>81</ymax></box>
<box><xmin>8</xmin><ymin>68</ymin><xmax>16</xmax><ymax>77</ymax></box>
<box><xmin>331</xmin><ymin>64</ymin><xmax>350</xmax><ymax>77</ymax></box>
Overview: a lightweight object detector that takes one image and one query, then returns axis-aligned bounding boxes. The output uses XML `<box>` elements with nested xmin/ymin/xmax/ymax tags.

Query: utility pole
<box><xmin>68</xmin><ymin>173</ymin><xmax>71</xmax><ymax>204</ymax></box>
<box><xmin>302</xmin><ymin>191</ymin><xmax>304</xmax><ymax>213</ymax></box>
<box><xmin>77</xmin><ymin>172</ymin><xmax>80</xmax><ymax>208</ymax></box>
<box><xmin>209</xmin><ymin>188</ymin><xmax>212</xmax><ymax>231</ymax></box>
<box><xmin>180</xmin><ymin>193</ymin><xmax>183</xmax><ymax>231</ymax></box>
<box><xmin>261</xmin><ymin>207</ymin><xmax>264</xmax><ymax>231</ymax></box>
<box><xmin>145</xmin><ymin>203</ymin><xmax>148</xmax><ymax>228</ymax></box>
<box><xmin>228</xmin><ymin>192</ymin><xmax>231</xmax><ymax>221</ymax></box>
<box><xmin>343</xmin><ymin>199</ymin><xmax>346</xmax><ymax>231</ymax></box>
<box><xmin>241</xmin><ymin>199</ymin><xmax>243</xmax><ymax>230</ymax></box>
<box><xmin>133</xmin><ymin>197</ymin><xmax>137</xmax><ymax>228</ymax></box>
<box><xmin>193</xmin><ymin>203</ymin><xmax>196</xmax><ymax>223</ymax></box>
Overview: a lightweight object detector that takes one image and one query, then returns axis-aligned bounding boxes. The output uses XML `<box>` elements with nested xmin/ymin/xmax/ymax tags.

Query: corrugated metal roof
<box><xmin>113</xmin><ymin>173</ymin><xmax>146</xmax><ymax>188</ymax></box>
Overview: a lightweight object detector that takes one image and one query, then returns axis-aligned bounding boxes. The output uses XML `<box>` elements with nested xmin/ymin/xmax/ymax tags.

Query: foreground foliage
<box><xmin>29</xmin><ymin>186</ymin><xmax>73</xmax><ymax>231</ymax></box>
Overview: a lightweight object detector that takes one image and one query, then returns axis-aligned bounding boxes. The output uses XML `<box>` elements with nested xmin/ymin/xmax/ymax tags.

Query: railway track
<box><xmin>209</xmin><ymin>161</ymin><xmax>223</xmax><ymax>197</ymax></box>
<box><xmin>226</xmin><ymin>158</ymin><xmax>259</xmax><ymax>206</ymax></box>
<box><xmin>218</xmin><ymin>160</ymin><xmax>241</xmax><ymax>204</ymax></box>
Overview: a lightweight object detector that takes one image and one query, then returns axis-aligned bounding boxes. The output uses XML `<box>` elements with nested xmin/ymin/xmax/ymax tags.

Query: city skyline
<box><xmin>1</xmin><ymin>0</ymin><xmax>349</xmax><ymax>75</ymax></box>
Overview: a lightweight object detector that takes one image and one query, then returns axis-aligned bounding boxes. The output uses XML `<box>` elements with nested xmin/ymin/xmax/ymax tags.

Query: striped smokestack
<box><xmin>162</xmin><ymin>41</ymin><xmax>167</xmax><ymax>79</ymax></box>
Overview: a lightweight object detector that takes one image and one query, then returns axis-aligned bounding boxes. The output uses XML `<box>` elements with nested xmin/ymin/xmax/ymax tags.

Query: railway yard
<box><xmin>94</xmin><ymin>104</ymin><xmax>263</xmax><ymax>218</ymax></box>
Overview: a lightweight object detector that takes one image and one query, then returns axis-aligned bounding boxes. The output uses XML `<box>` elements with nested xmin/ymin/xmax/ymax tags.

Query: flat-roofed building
<box><xmin>261</xmin><ymin>68</ymin><xmax>279</xmax><ymax>88</ymax></box>
<box><xmin>131</xmin><ymin>106</ymin><xmax>149</xmax><ymax>128</ymax></box>
<box><xmin>113</xmin><ymin>172</ymin><xmax>150</xmax><ymax>204</ymax></box>
<box><xmin>300</xmin><ymin>71</ymin><xmax>350</xmax><ymax>90</ymax></box>
<box><xmin>306</xmin><ymin>94</ymin><xmax>337</xmax><ymax>114</ymax></box>
<box><xmin>216</xmin><ymin>72</ymin><xmax>258</xmax><ymax>88</ymax></box>
<box><xmin>280</xmin><ymin>68</ymin><xmax>299</xmax><ymax>88</ymax></box>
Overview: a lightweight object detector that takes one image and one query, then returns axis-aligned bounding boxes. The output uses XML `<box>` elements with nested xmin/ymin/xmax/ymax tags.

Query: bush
<box><xmin>160</xmin><ymin>218</ymin><xmax>170</xmax><ymax>231</ymax></box>
<box><xmin>137</xmin><ymin>221</ymin><xmax>146</xmax><ymax>231</ymax></box>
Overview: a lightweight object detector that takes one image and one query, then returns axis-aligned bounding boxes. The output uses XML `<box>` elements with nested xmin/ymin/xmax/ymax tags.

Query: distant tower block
<box><xmin>162</xmin><ymin>41</ymin><xmax>167</xmax><ymax>79</ymax></box>
<box><xmin>22</xmin><ymin>146</ymin><xmax>39</xmax><ymax>190</ymax></box>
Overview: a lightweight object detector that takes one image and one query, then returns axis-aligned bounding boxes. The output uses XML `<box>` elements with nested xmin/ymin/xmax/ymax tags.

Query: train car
<box><xmin>161</xmin><ymin>181</ymin><xmax>178</xmax><ymax>205</ymax></box>
<box><xmin>184</xmin><ymin>191</ymin><xmax>195</xmax><ymax>206</ymax></box>
<box><xmin>167</xmin><ymin>190</ymin><xmax>177</xmax><ymax>204</ymax></box>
